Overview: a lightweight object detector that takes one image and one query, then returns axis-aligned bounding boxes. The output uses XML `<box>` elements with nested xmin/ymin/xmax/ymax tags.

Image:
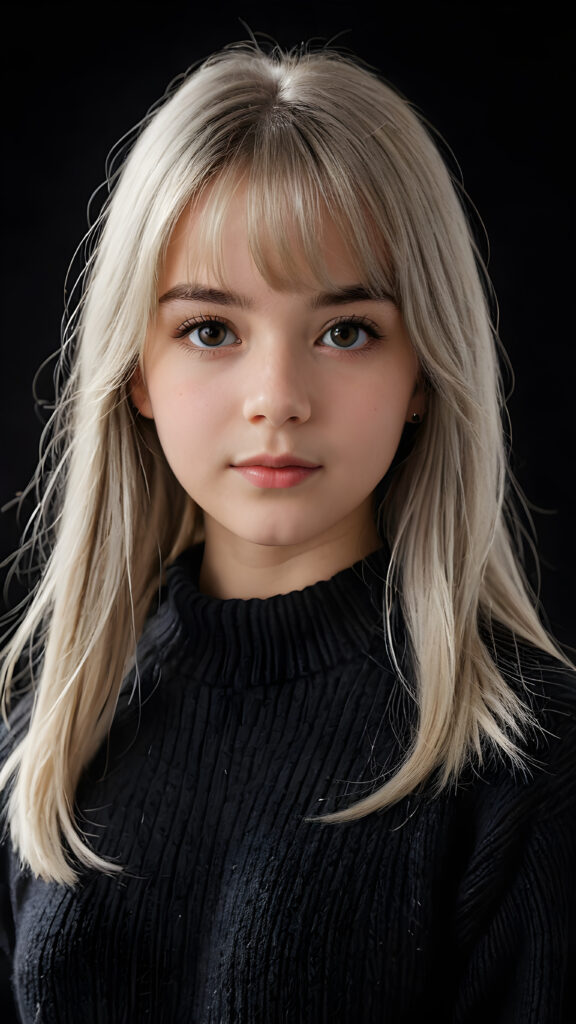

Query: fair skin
<box><xmin>132</xmin><ymin>188</ymin><xmax>425</xmax><ymax>599</ymax></box>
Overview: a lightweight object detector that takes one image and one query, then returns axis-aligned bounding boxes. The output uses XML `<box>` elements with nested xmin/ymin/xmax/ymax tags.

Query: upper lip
<box><xmin>233</xmin><ymin>454</ymin><xmax>321</xmax><ymax>468</ymax></box>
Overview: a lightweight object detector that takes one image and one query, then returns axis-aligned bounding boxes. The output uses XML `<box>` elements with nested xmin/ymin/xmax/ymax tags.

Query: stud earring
<box><xmin>411</xmin><ymin>413</ymin><xmax>421</xmax><ymax>424</ymax></box>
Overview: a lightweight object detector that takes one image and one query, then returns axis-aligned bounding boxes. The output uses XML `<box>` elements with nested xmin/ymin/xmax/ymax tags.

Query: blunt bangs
<box><xmin>180</xmin><ymin>121</ymin><xmax>398</xmax><ymax>301</ymax></box>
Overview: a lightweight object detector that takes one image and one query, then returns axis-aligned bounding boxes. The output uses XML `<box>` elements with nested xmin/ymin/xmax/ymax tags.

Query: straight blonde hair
<box><xmin>0</xmin><ymin>43</ymin><xmax>569</xmax><ymax>884</ymax></box>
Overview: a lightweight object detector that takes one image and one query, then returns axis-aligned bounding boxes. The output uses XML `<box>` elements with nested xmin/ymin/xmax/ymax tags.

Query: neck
<box><xmin>198</xmin><ymin>518</ymin><xmax>382</xmax><ymax>599</ymax></box>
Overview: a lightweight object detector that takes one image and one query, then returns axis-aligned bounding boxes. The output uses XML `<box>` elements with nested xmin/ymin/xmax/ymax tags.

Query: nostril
<box><xmin>242</xmin><ymin>391</ymin><xmax>312</xmax><ymax>427</ymax></box>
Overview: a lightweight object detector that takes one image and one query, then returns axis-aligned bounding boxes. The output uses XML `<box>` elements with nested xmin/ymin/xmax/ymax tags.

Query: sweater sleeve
<box><xmin>0</xmin><ymin>696</ymin><xmax>29</xmax><ymax>1023</ymax></box>
<box><xmin>452</xmin><ymin>672</ymin><xmax>576</xmax><ymax>1024</ymax></box>
<box><xmin>0</xmin><ymin>838</ymin><xmax>19</xmax><ymax>1023</ymax></box>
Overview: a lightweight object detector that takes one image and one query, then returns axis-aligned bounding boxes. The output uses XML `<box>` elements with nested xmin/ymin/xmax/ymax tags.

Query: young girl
<box><xmin>1</xmin><ymin>41</ymin><xmax>574</xmax><ymax>1023</ymax></box>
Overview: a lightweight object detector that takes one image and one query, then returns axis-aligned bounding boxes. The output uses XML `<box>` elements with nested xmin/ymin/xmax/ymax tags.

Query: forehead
<box><xmin>158</xmin><ymin>181</ymin><xmax>376</xmax><ymax>297</ymax></box>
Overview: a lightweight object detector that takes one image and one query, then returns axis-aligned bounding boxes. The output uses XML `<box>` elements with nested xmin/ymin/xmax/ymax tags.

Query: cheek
<box><xmin>343</xmin><ymin>380</ymin><xmax>410</xmax><ymax>438</ymax></box>
<box><xmin>334</xmin><ymin>375</ymin><xmax>413</xmax><ymax>482</ymax></box>
<box><xmin>149</xmin><ymin>366</ymin><xmax>221</xmax><ymax>426</ymax></box>
<box><xmin>145</xmin><ymin>372</ymin><xmax>215</xmax><ymax>469</ymax></box>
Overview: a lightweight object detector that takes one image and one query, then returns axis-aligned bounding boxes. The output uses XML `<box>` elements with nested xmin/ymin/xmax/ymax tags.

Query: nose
<box><xmin>242</xmin><ymin>344</ymin><xmax>312</xmax><ymax>427</ymax></box>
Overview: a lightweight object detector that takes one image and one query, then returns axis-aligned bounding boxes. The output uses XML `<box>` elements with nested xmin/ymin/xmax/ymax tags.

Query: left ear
<box><xmin>406</xmin><ymin>373</ymin><xmax>427</xmax><ymax>424</ymax></box>
<box><xmin>130</xmin><ymin>365</ymin><xmax>154</xmax><ymax>419</ymax></box>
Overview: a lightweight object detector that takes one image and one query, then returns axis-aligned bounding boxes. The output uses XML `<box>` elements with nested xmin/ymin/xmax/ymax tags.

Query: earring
<box><xmin>411</xmin><ymin>413</ymin><xmax>421</xmax><ymax>424</ymax></box>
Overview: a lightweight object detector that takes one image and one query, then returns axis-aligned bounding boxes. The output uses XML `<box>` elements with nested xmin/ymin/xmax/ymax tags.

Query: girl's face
<box><xmin>132</xmin><ymin>188</ymin><xmax>424</xmax><ymax>597</ymax></box>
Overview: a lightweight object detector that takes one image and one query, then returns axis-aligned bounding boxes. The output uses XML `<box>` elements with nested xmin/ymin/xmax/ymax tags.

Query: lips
<box><xmin>231</xmin><ymin>454</ymin><xmax>322</xmax><ymax>489</ymax></box>
<box><xmin>233</xmin><ymin>454</ymin><xmax>321</xmax><ymax>469</ymax></box>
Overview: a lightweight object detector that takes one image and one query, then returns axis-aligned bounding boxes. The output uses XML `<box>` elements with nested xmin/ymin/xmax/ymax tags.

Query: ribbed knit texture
<box><xmin>1</xmin><ymin>545</ymin><xmax>575</xmax><ymax>1023</ymax></box>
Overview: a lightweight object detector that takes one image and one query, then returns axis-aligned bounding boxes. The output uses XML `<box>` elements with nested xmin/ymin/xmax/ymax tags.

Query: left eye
<box><xmin>319</xmin><ymin>322</ymin><xmax>370</xmax><ymax>349</ymax></box>
<box><xmin>186</xmin><ymin>320</ymin><xmax>238</xmax><ymax>348</ymax></box>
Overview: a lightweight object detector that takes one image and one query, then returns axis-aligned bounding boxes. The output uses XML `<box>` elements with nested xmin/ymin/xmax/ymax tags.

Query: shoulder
<box><xmin>444</xmin><ymin>629</ymin><xmax>576</xmax><ymax>843</ymax></box>
<box><xmin>470</xmin><ymin>634</ymin><xmax>576</xmax><ymax>832</ymax></box>
<box><xmin>487</xmin><ymin>626</ymin><xmax>576</xmax><ymax>729</ymax></box>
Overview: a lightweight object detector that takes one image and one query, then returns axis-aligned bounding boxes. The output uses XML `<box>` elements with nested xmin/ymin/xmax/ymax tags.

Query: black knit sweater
<box><xmin>1</xmin><ymin>545</ymin><xmax>575</xmax><ymax>1023</ymax></box>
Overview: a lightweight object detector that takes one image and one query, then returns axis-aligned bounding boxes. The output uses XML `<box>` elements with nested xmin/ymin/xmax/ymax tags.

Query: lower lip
<box><xmin>232</xmin><ymin>465</ymin><xmax>321</xmax><ymax>489</ymax></box>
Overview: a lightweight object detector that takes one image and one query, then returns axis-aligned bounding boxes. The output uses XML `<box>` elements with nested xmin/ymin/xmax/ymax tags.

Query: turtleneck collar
<box><xmin>160</xmin><ymin>544</ymin><xmax>390</xmax><ymax>689</ymax></box>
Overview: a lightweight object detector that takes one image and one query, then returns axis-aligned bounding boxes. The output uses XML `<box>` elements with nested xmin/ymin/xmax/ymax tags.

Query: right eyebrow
<box><xmin>158</xmin><ymin>284</ymin><xmax>253</xmax><ymax>308</ymax></box>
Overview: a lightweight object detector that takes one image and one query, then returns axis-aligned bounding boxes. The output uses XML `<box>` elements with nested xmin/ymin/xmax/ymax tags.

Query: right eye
<box><xmin>178</xmin><ymin>318</ymin><xmax>239</xmax><ymax>349</ymax></box>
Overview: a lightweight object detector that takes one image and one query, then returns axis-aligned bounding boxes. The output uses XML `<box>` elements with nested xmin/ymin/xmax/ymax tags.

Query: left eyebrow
<box><xmin>310</xmin><ymin>285</ymin><xmax>395</xmax><ymax>308</ymax></box>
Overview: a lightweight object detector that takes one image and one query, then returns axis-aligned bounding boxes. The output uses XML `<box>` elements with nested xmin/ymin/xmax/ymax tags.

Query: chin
<box><xmin>239</xmin><ymin>528</ymin><xmax>313</xmax><ymax>549</ymax></box>
<box><xmin>231</xmin><ymin>514</ymin><xmax>324</xmax><ymax>550</ymax></box>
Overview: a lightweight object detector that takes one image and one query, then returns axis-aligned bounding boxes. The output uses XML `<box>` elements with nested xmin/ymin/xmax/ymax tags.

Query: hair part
<box><xmin>1</xmin><ymin>42</ymin><xmax>570</xmax><ymax>883</ymax></box>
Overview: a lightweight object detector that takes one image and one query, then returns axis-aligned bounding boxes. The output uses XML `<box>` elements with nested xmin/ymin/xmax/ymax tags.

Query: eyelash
<box><xmin>173</xmin><ymin>313</ymin><xmax>385</xmax><ymax>355</ymax></box>
<box><xmin>320</xmin><ymin>315</ymin><xmax>384</xmax><ymax>353</ymax></box>
<box><xmin>173</xmin><ymin>315</ymin><xmax>239</xmax><ymax>353</ymax></box>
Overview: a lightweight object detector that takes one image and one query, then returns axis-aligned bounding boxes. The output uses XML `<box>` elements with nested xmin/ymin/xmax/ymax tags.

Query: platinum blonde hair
<box><xmin>0</xmin><ymin>44</ymin><xmax>568</xmax><ymax>883</ymax></box>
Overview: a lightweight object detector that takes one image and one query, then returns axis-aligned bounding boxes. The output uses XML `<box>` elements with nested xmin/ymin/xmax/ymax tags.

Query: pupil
<box><xmin>199</xmin><ymin>323</ymin><xmax>225</xmax><ymax>345</ymax></box>
<box><xmin>332</xmin><ymin>324</ymin><xmax>359</xmax><ymax>347</ymax></box>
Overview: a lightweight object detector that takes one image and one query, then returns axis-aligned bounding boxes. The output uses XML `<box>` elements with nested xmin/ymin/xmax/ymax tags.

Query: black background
<box><xmin>1</xmin><ymin>3</ymin><xmax>574</xmax><ymax>644</ymax></box>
